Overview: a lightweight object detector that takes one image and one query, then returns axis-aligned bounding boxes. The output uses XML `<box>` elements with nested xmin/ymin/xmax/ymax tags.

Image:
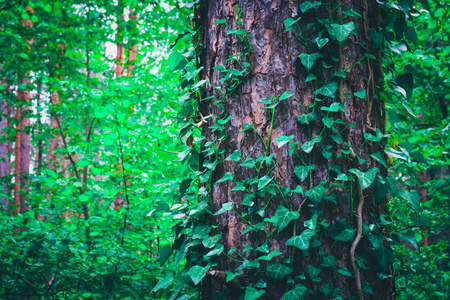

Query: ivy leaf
<box><xmin>287</xmin><ymin>229</ymin><xmax>317</xmax><ymax>251</ymax></box>
<box><xmin>349</xmin><ymin>167</ymin><xmax>380</xmax><ymax>190</ymax></box>
<box><xmin>239</xmin><ymin>123</ymin><xmax>253</xmax><ymax>133</ymax></box>
<box><xmin>267</xmin><ymin>263</ymin><xmax>293</xmax><ymax>282</ymax></box>
<box><xmin>370</xmin><ymin>152</ymin><xmax>387</xmax><ymax>167</ymax></box>
<box><xmin>275</xmin><ymin>205</ymin><xmax>300</xmax><ymax>232</ymax></box>
<box><xmin>314</xmin><ymin>82</ymin><xmax>338</xmax><ymax>98</ymax></box>
<box><xmin>205</xmin><ymin>244</ymin><xmax>224</xmax><ymax>258</ymax></box>
<box><xmin>258</xmin><ymin>175</ymin><xmax>272</xmax><ymax>190</ymax></box>
<box><xmin>321</xmin><ymin>102</ymin><xmax>346</xmax><ymax>113</ymax></box>
<box><xmin>213</xmin><ymin>19</ymin><xmax>227</xmax><ymax>25</ymax></box>
<box><xmin>305</xmin><ymin>183</ymin><xmax>327</xmax><ymax>204</ymax></box>
<box><xmin>299</xmin><ymin>53</ymin><xmax>323</xmax><ymax>72</ymax></box>
<box><xmin>153</xmin><ymin>276</ymin><xmax>174</xmax><ymax>292</ymax></box>
<box><xmin>301</xmin><ymin>136</ymin><xmax>322</xmax><ymax>153</ymax></box>
<box><xmin>214</xmin><ymin>202</ymin><xmax>233</xmax><ymax>215</ymax></box>
<box><xmin>330</xmin><ymin>22</ymin><xmax>356</xmax><ymax>43</ymax></box>
<box><xmin>280</xmin><ymin>284</ymin><xmax>308</xmax><ymax>300</ymax></box>
<box><xmin>240</xmin><ymin>157</ymin><xmax>256</xmax><ymax>169</ymax></box>
<box><xmin>294</xmin><ymin>165</ymin><xmax>315</xmax><ymax>182</ymax></box>
<box><xmin>320</xmin><ymin>255</ymin><xmax>336</xmax><ymax>268</ymax></box>
<box><xmin>376</xmin><ymin>246</ymin><xmax>393</xmax><ymax>273</ymax></box>
<box><xmin>297</xmin><ymin>112</ymin><xmax>317</xmax><ymax>125</ymax></box>
<box><xmin>313</xmin><ymin>37</ymin><xmax>329</xmax><ymax>49</ymax></box>
<box><xmin>284</xmin><ymin>17</ymin><xmax>301</xmax><ymax>30</ymax></box>
<box><xmin>202</xmin><ymin>234</ymin><xmax>222</xmax><ymax>248</ymax></box>
<box><xmin>245</xmin><ymin>286</ymin><xmax>265</xmax><ymax>300</ymax></box>
<box><xmin>354</xmin><ymin>89</ymin><xmax>366</xmax><ymax>99</ymax></box>
<box><xmin>225</xmin><ymin>272</ymin><xmax>239</xmax><ymax>282</ymax></box>
<box><xmin>338</xmin><ymin>267</ymin><xmax>352</xmax><ymax>277</ymax></box>
<box><xmin>217</xmin><ymin>172</ymin><xmax>234</xmax><ymax>183</ymax></box>
<box><xmin>397</xmin><ymin>189</ymin><xmax>420</xmax><ymax>213</ymax></box>
<box><xmin>328</xmin><ymin>219</ymin><xmax>355</xmax><ymax>242</ymax></box>
<box><xmin>277</xmin><ymin>135</ymin><xmax>294</xmax><ymax>147</ymax></box>
<box><xmin>225</xmin><ymin>150</ymin><xmax>241</xmax><ymax>162</ymax></box>
<box><xmin>307</xmin><ymin>265</ymin><xmax>322</xmax><ymax>282</ymax></box>
<box><xmin>187</xmin><ymin>265</ymin><xmax>209</xmax><ymax>285</ymax></box>
<box><xmin>280</xmin><ymin>90</ymin><xmax>294</xmax><ymax>100</ymax></box>
<box><xmin>300</xmin><ymin>1</ymin><xmax>322</xmax><ymax>13</ymax></box>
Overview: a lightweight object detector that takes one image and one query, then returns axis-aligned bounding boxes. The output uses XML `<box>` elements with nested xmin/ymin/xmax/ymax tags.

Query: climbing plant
<box><xmin>163</xmin><ymin>0</ymin><xmax>436</xmax><ymax>299</ymax></box>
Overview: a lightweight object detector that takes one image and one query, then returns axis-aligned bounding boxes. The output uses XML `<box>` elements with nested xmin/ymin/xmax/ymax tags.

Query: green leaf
<box><xmin>321</xmin><ymin>102</ymin><xmax>346</xmax><ymax>113</ymax></box>
<box><xmin>349</xmin><ymin>167</ymin><xmax>379</xmax><ymax>190</ymax></box>
<box><xmin>225</xmin><ymin>150</ymin><xmax>241</xmax><ymax>162</ymax></box>
<box><xmin>240</xmin><ymin>157</ymin><xmax>256</xmax><ymax>169</ymax></box>
<box><xmin>354</xmin><ymin>89</ymin><xmax>366</xmax><ymax>99</ymax></box>
<box><xmin>213</xmin><ymin>19</ymin><xmax>227</xmax><ymax>25</ymax></box>
<box><xmin>294</xmin><ymin>165</ymin><xmax>315</xmax><ymax>182</ymax></box>
<box><xmin>225</xmin><ymin>272</ymin><xmax>239</xmax><ymax>282</ymax></box>
<box><xmin>168</xmin><ymin>52</ymin><xmax>187</xmax><ymax>71</ymax></box>
<box><xmin>370</xmin><ymin>152</ymin><xmax>387</xmax><ymax>167</ymax></box>
<box><xmin>297</xmin><ymin>112</ymin><xmax>317</xmax><ymax>125</ymax></box>
<box><xmin>328</xmin><ymin>219</ymin><xmax>355</xmax><ymax>242</ymax></box>
<box><xmin>245</xmin><ymin>286</ymin><xmax>265</xmax><ymax>300</ymax></box>
<box><xmin>275</xmin><ymin>205</ymin><xmax>300</xmax><ymax>232</ymax></box>
<box><xmin>202</xmin><ymin>234</ymin><xmax>222</xmax><ymax>248</ymax></box>
<box><xmin>277</xmin><ymin>135</ymin><xmax>294</xmax><ymax>147</ymax></box>
<box><xmin>187</xmin><ymin>265</ymin><xmax>209</xmax><ymax>285</ymax></box>
<box><xmin>94</xmin><ymin>106</ymin><xmax>109</xmax><ymax>119</ymax></box>
<box><xmin>397</xmin><ymin>73</ymin><xmax>413</xmax><ymax>100</ymax></box>
<box><xmin>280</xmin><ymin>284</ymin><xmax>308</xmax><ymax>300</ymax></box>
<box><xmin>314</xmin><ymin>82</ymin><xmax>338</xmax><ymax>98</ymax></box>
<box><xmin>239</xmin><ymin>123</ymin><xmax>253</xmax><ymax>133</ymax></box>
<box><xmin>267</xmin><ymin>263</ymin><xmax>293</xmax><ymax>282</ymax></box>
<box><xmin>159</xmin><ymin>244</ymin><xmax>172</xmax><ymax>267</ymax></box>
<box><xmin>320</xmin><ymin>255</ymin><xmax>336</xmax><ymax>268</ymax></box>
<box><xmin>299</xmin><ymin>53</ymin><xmax>323</xmax><ymax>72</ymax></box>
<box><xmin>217</xmin><ymin>172</ymin><xmax>234</xmax><ymax>183</ymax></box>
<box><xmin>397</xmin><ymin>189</ymin><xmax>420</xmax><ymax>213</ymax></box>
<box><xmin>214</xmin><ymin>202</ymin><xmax>234</xmax><ymax>215</ymax></box>
<box><xmin>153</xmin><ymin>276</ymin><xmax>174</xmax><ymax>292</ymax></box>
<box><xmin>258</xmin><ymin>175</ymin><xmax>272</xmax><ymax>190</ymax></box>
<box><xmin>338</xmin><ymin>267</ymin><xmax>352</xmax><ymax>277</ymax></box>
<box><xmin>287</xmin><ymin>229</ymin><xmax>317</xmax><ymax>251</ymax></box>
<box><xmin>300</xmin><ymin>1</ymin><xmax>322</xmax><ymax>13</ymax></box>
<box><xmin>305</xmin><ymin>183</ymin><xmax>327</xmax><ymax>204</ymax></box>
<box><xmin>280</xmin><ymin>91</ymin><xmax>294</xmax><ymax>100</ymax></box>
<box><xmin>331</xmin><ymin>22</ymin><xmax>356</xmax><ymax>43</ymax></box>
<box><xmin>301</xmin><ymin>136</ymin><xmax>322</xmax><ymax>153</ymax></box>
<box><xmin>376</xmin><ymin>246</ymin><xmax>393</xmax><ymax>273</ymax></box>
<box><xmin>307</xmin><ymin>265</ymin><xmax>321</xmax><ymax>282</ymax></box>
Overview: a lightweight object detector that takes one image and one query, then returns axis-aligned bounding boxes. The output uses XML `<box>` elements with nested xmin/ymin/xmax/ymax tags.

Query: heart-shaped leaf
<box><xmin>349</xmin><ymin>167</ymin><xmax>379</xmax><ymax>190</ymax></box>
<box><xmin>275</xmin><ymin>205</ymin><xmax>300</xmax><ymax>232</ymax></box>
<box><xmin>287</xmin><ymin>229</ymin><xmax>317</xmax><ymax>251</ymax></box>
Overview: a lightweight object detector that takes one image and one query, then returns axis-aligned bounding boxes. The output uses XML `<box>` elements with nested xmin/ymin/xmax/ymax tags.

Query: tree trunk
<box><xmin>14</xmin><ymin>8</ymin><xmax>33</xmax><ymax>213</ymax></box>
<box><xmin>197</xmin><ymin>1</ymin><xmax>393</xmax><ymax>299</ymax></box>
<box><xmin>0</xmin><ymin>76</ymin><xmax>10</xmax><ymax>210</ymax></box>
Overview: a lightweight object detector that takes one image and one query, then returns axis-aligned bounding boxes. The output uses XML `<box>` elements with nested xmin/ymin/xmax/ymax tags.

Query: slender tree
<box><xmin>14</xmin><ymin>6</ymin><xmax>33</xmax><ymax>213</ymax></box>
<box><xmin>0</xmin><ymin>69</ymin><xmax>10</xmax><ymax>211</ymax></box>
<box><xmin>193</xmin><ymin>1</ymin><xmax>394</xmax><ymax>299</ymax></box>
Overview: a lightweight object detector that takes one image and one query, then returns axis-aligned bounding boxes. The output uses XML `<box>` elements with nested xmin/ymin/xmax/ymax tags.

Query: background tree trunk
<box><xmin>14</xmin><ymin>8</ymin><xmax>33</xmax><ymax>213</ymax></box>
<box><xmin>198</xmin><ymin>0</ymin><xmax>393</xmax><ymax>299</ymax></box>
<box><xmin>0</xmin><ymin>76</ymin><xmax>10</xmax><ymax>211</ymax></box>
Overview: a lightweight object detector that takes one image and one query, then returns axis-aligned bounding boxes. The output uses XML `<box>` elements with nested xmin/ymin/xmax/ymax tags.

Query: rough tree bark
<box><xmin>197</xmin><ymin>0</ymin><xmax>393</xmax><ymax>299</ymax></box>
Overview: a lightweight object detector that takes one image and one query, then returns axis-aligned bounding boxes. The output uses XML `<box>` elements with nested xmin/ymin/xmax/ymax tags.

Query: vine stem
<box><xmin>350</xmin><ymin>173</ymin><xmax>364</xmax><ymax>300</ymax></box>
